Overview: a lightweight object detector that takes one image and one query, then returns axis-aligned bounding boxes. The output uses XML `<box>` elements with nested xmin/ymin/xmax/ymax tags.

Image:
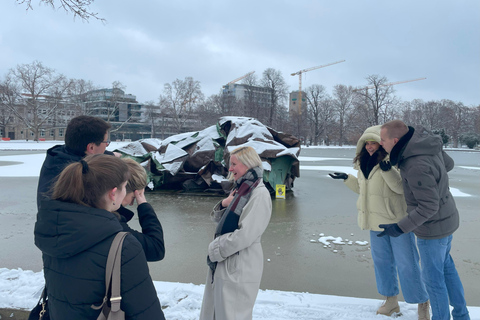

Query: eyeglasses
<box><xmin>102</xmin><ymin>140</ymin><xmax>111</xmax><ymax>146</ymax></box>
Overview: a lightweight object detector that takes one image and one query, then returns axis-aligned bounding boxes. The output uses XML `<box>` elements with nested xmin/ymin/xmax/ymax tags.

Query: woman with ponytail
<box><xmin>200</xmin><ymin>146</ymin><xmax>272</xmax><ymax>320</ymax></box>
<box><xmin>34</xmin><ymin>154</ymin><xmax>165</xmax><ymax>320</ymax></box>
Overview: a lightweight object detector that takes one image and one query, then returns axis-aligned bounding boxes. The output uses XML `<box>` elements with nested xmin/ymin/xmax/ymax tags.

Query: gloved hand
<box><xmin>207</xmin><ymin>255</ymin><xmax>217</xmax><ymax>272</ymax></box>
<box><xmin>379</xmin><ymin>161</ymin><xmax>392</xmax><ymax>171</ymax></box>
<box><xmin>377</xmin><ymin>223</ymin><xmax>404</xmax><ymax>237</ymax></box>
<box><xmin>329</xmin><ymin>172</ymin><xmax>348</xmax><ymax>180</ymax></box>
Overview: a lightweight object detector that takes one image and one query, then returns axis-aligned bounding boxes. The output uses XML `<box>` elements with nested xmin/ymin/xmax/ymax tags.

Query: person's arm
<box><xmin>208</xmin><ymin>187</ymin><xmax>272</xmax><ymax>262</ymax></box>
<box><xmin>117</xmin><ymin>205</ymin><xmax>134</xmax><ymax>222</ymax></box>
<box><xmin>343</xmin><ymin>174</ymin><xmax>360</xmax><ymax>194</ymax></box>
<box><xmin>379</xmin><ymin>166</ymin><xmax>404</xmax><ymax>195</ymax></box>
<box><xmin>397</xmin><ymin>164</ymin><xmax>440</xmax><ymax>233</ymax></box>
<box><xmin>442</xmin><ymin>150</ymin><xmax>454</xmax><ymax>172</ymax></box>
<box><xmin>211</xmin><ymin>200</ymin><xmax>226</xmax><ymax>222</ymax></box>
<box><xmin>120</xmin><ymin>190</ymin><xmax>165</xmax><ymax>262</ymax></box>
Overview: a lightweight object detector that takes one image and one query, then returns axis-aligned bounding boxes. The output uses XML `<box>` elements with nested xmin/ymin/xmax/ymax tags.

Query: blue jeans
<box><xmin>417</xmin><ymin>235</ymin><xmax>470</xmax><ymax>320</ymax></box>
<box><xmin>370</xmin><ymin>231</ymin><xmax>428</xmax><ymax>303</ymax></box>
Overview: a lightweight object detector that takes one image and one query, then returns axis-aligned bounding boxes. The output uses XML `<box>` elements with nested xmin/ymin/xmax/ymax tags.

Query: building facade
<box><xmin>1</xmin><ymin>87</ymin><xmax>205</xmax><ymax>142</ymax></box>
<box><xmin>222</xmin><ymin>83</ymin><xmax>273</xmax><ymax>115</ymax></box>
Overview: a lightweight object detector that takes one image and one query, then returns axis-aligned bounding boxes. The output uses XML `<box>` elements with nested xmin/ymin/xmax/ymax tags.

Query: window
<box><xmin>59</xmin><ymin>128</ymin><xmax>64</xmax><ymax>137</ymax></box>
<box><xmin>40</xmin><ymin>130</ymin><xmax>45</xmax><ymax>137</ymax></box>
<box><xmin>50</xmin><ymin>129</ymin><xmax>55</xmax><ymax>137</ymax></box>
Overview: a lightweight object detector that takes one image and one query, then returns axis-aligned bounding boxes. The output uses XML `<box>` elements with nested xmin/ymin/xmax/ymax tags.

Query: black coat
<box><xmin>36</xmin><ymin>145</ymin><xmax>114</xmax><ymax>210</ymax></box>
<box><xmin>117</xmin><ymin>203</ymin><xmax>166</xmax><ymax>262</ymax></box>
<box><xmin>34</xmin><ymin>200</ymin><xmax>165</xmax><ymax>320</ymax></box>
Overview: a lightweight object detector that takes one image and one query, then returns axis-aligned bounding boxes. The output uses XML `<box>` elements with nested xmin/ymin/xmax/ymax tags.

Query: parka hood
<box><xmin>35</xmin><ymin>200</ymin><xmax>122</xmax><ymax>259</ymax></box>
<box><xmin>44</xmin><ymin>145</ymin><xmax>84</xmax><ymax>169</ymax></box>
<box><xmin>355</xmin><ymin>125</ymin><xmax>382</xmax><ymax>155</ymax></box>
<box><xmin>390</xmin><ymin>126</ymin><xmax>442</xmax><ymax>165</ymax></box>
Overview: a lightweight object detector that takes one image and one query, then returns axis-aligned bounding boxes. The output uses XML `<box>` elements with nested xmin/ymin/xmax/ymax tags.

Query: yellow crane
<box><xmin>291</xmin><ymin>60</ymin><xmax>345</xmax><ymax>114</ymax></box>
<box><xmin>223</xmin><ymin>71</ymin><xmax>255</xmax><ymax>88</ymax></box>
<box><xmin>353</xmin><ymin>77</ymin><xmax>426</xmax><ymax>92</ymax></box>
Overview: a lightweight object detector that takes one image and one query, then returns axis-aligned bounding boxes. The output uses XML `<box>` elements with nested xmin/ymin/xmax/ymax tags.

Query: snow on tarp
<box><xmin>114</xmin><ymin>117</ymin><xmax>300</xmax><ymax>194</ymax></box>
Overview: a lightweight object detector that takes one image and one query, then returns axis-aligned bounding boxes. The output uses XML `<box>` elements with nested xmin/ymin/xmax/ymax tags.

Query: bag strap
<box><xmin>109</xmin><ymin>232</ymin><xmax>128</xmax><ymax>315</ymax></box>
<box><xmin>92</xmin><ymin>232</ymin><xmax>128</xmax><ymax>320</ymax></box>
<box><xmin>32</xmin><ymin>287</ymin><xmax>48</xmax><ymax>320</ymax></box>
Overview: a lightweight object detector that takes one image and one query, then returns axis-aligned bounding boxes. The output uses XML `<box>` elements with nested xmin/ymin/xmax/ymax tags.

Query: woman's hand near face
<box><xmin>134</xmin><ymin>189</ymin><xmax>147</xmax><ymax>205</ymax></box>
<box><xmin>222</xmin><ymin>189</ymin><xmax>236</xmax><ymax>208</ymax></box>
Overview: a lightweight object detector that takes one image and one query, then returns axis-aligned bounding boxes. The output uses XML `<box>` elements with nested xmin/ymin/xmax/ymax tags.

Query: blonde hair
<box><xmin>228</xmin><ymin>146</ymin><xmax>262</xmax><ymax>181</ymax></box>
<box><xmin>381</xmin><ymin>120</ymin><xmax>409</xmax><ymax>139</ymax></box>
<box><xmin>52</xmin><ymin>154</ymin><xmax>130</xmax><ymax>209</ymax></box>
<box><xmin>122</xmin><ymin>158</ymin><xmax>148</xmax><ymax>193</ymax></box>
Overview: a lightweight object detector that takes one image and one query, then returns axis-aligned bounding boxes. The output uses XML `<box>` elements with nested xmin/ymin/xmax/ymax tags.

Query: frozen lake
<box><xmin>0</xmin><ymin>147</ymin><xmax>479</xmax><ymax>306</ymax></box>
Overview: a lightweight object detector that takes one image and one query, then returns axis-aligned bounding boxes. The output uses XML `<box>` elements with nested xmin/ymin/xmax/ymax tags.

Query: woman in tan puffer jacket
<box><xmin>329</xmin><ymin>125</ymin><xmax>429</xmax><ymax>319</ymax></box>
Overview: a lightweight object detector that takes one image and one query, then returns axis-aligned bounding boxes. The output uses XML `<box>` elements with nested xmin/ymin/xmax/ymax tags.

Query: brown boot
<box><xmin>418</xmin><ymin>301</ymin><xmax>430</xmax><ymax>320</ymax></box>
<box><xmin>376</xmin><ymin>296</ymin><xmax>400</xmax><ymax>316</ymax></box>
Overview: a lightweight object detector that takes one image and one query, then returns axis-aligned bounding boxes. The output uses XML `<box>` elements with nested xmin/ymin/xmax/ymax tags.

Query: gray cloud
<box><xmin>1</xmin><ymin>0</ymin><xmax>479</xmax><ymax>106</ymax></box>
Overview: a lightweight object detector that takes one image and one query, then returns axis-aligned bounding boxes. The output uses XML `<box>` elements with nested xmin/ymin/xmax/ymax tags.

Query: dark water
<box><xmin>0</xmin><ymin>148</ymin><xmax>479</xmax><ymax>305</ymax></box>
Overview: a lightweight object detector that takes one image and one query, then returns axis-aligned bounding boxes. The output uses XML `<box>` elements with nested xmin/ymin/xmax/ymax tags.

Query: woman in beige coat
<box><xmin>200</xmin><ymin>146</ymin><xmax>272</xmax><ymax>320</ymax></box>
<box><xmin>329</xmin><ymin>125</ymin><xmax>429</xmax><ymax>319</ymax></box>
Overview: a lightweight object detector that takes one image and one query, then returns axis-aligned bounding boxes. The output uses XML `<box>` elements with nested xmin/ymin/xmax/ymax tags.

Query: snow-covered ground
<box><xmin>1</xmin><ymin>141</ymin><xmax>479</xmax><ymax>319</ymax></box>
<box><xmin>2</xmin><ymin>268</ymin><xmax>479</xmax><ymax>320</ymax></box>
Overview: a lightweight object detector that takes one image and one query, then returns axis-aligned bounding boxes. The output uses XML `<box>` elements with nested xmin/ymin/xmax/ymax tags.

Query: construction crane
<box><xmin>353</xmin><ymin>77</ymin><xmax>426</xmax><ymax>92</ymax></box>
<box><xmin>223</xmin><ymin>71</ymin><xmax>255</xmax><ymax>88</ymax></box>
<box><xmin>291</xmin><ymin>60</ymin><xmax>345</xmax><ymax>114</ymax></box>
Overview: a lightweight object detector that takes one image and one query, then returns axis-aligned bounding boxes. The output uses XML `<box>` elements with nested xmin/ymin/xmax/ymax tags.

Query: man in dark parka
<box><xmin>36</xmin><ymin>115</ymin><xmax>113</xmax><ymax>210</ymax></box>
<box><xmin>379</xmin><ymin>120</ymin><xmax>470</xmax><ymax>320</ymax></box>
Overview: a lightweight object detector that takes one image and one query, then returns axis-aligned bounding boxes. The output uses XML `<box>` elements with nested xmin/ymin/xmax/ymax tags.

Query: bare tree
<box><xmin>354</xmin><ymin>75</ymin><xmax>398</xmax><ymax>125</ymax></box>
<box><xmin>440</xmin><ymin>99</ymin><xmax>471</xmax><ymax>148</ymax></box>
<box><xmin>67</xmin><ymin>78</ymin><xmax>97</xmax><ymax>115</ymax></box>
<box><xmin>0</xmin><ymin>83</ymin><xmax>17</xmax><ymax>138</ymax></box>
<box><xmin>261</xmin><ymin>68</ymin><xmax>288</xmax><ymax>127</ymax></box>
<box><xmin>332</xmin><ymin>84</ymin><xmax>355</xmax><ymax>146</ymax></box>
<box><xmin>403</xmin><ymin>99</ymin><xmax>443</xmax><ymax>130</ymax></box>
<box><xmin>474</xmin><ymin>105</ymin><xmax>480</xmax><ymax>135</ymax></box>
<box><xmin>241</xmin><ymin>73</ymin><xmax>259</xmax><ymax>118</ymax></box>
<box><xmin>196</xmin><ymin>93</ymin><xmax>224</xmax><ymax>128</ymax></box>
<box><xmin>1</xmin><ymin>61</ymin><xmax>72</xmax><ymax>141</ymax></box>
<box><xmin>143</xmin><ymin>100</ymin><xmax>162</xmax><ymax>138</ymax></box>
<box><xmin>305</xmin><ymin>85</ymin><xmax>335</xmax><ymax>145</ymax></box>
<box><xmin>159</xmin><ymin>77</ymin><xmax>204</xmax><ymax>134</ymax></box>
<box><xmin>16</xmin><ymin>0</ymin><xmax>105</xmax><ymax>22</ymax></box>
<box><xmin>303</xmin><ymin>84</ymin><xmax>325</xmax><ymax>144</ymax></box>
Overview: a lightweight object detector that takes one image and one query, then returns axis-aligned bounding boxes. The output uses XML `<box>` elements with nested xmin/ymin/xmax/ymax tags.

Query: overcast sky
<box><xmin>1</xmin><ymin>0</ymin><xmax>479</xmax><ymax>106</ymax></box>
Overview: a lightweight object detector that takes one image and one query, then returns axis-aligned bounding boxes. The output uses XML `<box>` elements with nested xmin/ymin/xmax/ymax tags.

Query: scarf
<box><xmin>207</xmin><ymin>166</ymin><xmax>263</xmax><ymax>279</ymax></box>
<box><xmin>360</xmin><ymin>151</ymin><xmax>380</xmax><ymax>179</ymax></box>
<box><xmin>390</xmin><ymin>126</ymin><xmax>414</xmax><ymax>166</ymax></box>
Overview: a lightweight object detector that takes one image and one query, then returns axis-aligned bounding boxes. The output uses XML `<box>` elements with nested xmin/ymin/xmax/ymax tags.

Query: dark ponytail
<box><xmin>52</xmin><ymin>154</ymin><xmax>130</xmax><ymax>209</ymax></box>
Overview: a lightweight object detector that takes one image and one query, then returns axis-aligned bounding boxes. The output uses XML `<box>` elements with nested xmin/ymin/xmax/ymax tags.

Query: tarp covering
<box><xmin>114</xmin><ymin>117</ymin><xmax>300</xmax><ymax>194</ymax></box>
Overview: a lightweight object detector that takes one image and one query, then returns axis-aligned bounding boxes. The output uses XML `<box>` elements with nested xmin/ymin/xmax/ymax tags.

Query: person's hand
<box><xmin>379</xmin><ymin>161</ymin><xmax>392</xmax><ymax>171</ymax></box>
<box><xmin>222</xmin><ymin>189</ymin><xmax>236</xmax><ymax>208</ymax></box>
<box><xmin>377</xmin><ymin>223</ymin><xmax>404</xmax><ymax>237</ymax></box>
<box><xmin>134</xmin><ymin>189</ymin><xmax>147</xmax><ymax>205</ymax></box>
<box><xmin>329</xmin><ymin>172</ymin><xmax>348</xmax><ymax>180</ymax></box>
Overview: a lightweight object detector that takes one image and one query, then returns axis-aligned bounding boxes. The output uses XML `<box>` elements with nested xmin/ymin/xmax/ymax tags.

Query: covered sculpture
<box><xmin>114</xmin><ymin>117</ymin><xmax>301</xmax><ymax>194</ymax></box>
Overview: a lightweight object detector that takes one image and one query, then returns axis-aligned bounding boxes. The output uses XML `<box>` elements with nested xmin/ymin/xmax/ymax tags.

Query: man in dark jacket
<box><xmin>379</xmin><ymin>120</ymin><xmax>470</xmax><ymax>320</ymax></box>
<box><xmin>36</xmin><ymin>115</ymin><xmax>113</xmax><ymax>209</ymax></box>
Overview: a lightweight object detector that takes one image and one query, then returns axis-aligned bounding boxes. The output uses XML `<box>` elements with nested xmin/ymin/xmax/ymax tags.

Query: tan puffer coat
<box><xmin>344</xmin><ymin>125</ymin><xmax>408</xmax><ymax>231</ymax></box>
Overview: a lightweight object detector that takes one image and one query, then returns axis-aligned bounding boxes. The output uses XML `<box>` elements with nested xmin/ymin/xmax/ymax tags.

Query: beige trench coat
<box><xmin>199</xmin><ymin>180</ymin><xmax>272</xmax><ymax>320</ymax></box>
